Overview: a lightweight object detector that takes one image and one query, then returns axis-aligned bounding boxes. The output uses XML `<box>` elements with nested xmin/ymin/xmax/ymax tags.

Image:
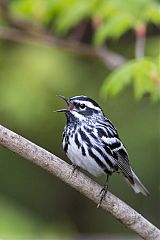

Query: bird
<box><xmin>55</xmin><ymin>95</ymin><xmax>150</xmax><ymax>206</ymax></box>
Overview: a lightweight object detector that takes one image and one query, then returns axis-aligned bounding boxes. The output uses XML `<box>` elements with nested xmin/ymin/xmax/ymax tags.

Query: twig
<box><xmin>0</xmin><ymin>26</ymin><xmax>126</xmax><ymax>69</ymax></box>
<box><xmin>0</xmin><ymin>124</ymin><xmax>160</xmax><ymax>240</ymax></box>
<box><xmin>135</xmin><ymin>23</ymin><xmax>146</xmax><ymax>59</ymax></box>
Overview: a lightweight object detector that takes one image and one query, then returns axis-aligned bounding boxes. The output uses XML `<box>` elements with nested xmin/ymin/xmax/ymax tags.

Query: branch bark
<box><xmin>0</xmin><ymin>124</ymin><xmax>160</xmax><ymax>239</ymax></box>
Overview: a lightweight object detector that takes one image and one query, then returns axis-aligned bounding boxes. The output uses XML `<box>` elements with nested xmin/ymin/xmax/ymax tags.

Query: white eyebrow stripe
<box><xmin>74</xmin><ymin>100</ymin><xmax>100</xmax><ymax>111</ymax></box>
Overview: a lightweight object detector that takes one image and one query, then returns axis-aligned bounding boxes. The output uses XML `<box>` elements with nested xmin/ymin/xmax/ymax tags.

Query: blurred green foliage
<box><xmin>93</xmin><ymin>0</ymin><xmax>160</xmax><ymax>45</ymax></box>
<box><xmin>10</xmin><ymin>0</ymin><xmax>160</xmax><ymax>38</ymax></box>
<box><xmin>101</xmin><ymin>57</ymin><xmax>160</xmax><ymax>101</ymax></box>
<box><xmin>6</xmin><ymin>0</ymin><xmax>160</xmax><ymax>100</ymax></box>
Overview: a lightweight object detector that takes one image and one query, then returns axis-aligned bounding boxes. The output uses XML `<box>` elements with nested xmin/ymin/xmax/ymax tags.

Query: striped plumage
<box><xmin>56</xmin><ymin>95</ymin><xmax>149</xmax><ymax>203</ymax></box>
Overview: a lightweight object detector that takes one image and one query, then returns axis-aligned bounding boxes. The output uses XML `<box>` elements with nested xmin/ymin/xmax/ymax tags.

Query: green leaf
<box><xmin>10</xmin><ymin>0</ymin><xmax>49</xmax><ymax>22</ymax></box>
<box><xmin>133</xmin><ymin>60</ymin><xmax>153</xmax><ymax>99</ymax></box>
<box><xmin>101</xmin><ymin>61</ymin><xmax>136</xmax><ymax>97</ymax></box>
<box><xmin>93</xmin><ymin>0</ymin><xmax>118</xmax><ymax>20</ymax></box>
<box><xmin>94</xmin><ymin>14</ymin><xmax>134</xmax><ymax>46</ymax></box>
<box><xmin>101</xmin><ymin>58</ymin><xmax>160</xmax><ymax>101</ymax></box>
<box><xmin>133</xmin><ymin>58</ymin><xmax>160</xmax><ymax>101</ymax></box>
<box><xmin>145</xmin><ymin>3</ymin><xmax>160</xmax><ymax>25</ymax></box>
<box><xmin>55</xmin><ymin>0</ymin><xmax>91</xmax><ymax>34</ymax></box>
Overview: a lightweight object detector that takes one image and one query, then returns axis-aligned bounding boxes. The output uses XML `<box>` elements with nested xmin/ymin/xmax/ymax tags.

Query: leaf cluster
<box><xmin>101</xmin><ymin>57</ymin><xmax>160</xmax><ymax>101</ymax></box>
<box><xmin>10</xmin><ymin>0</ymin><xmax>160</xmax><ymax>42</ymax></box>
<box><xmin>6</xmin><ymin>0</ymin><xmax>160</xmax><ymax>101</ymax></box>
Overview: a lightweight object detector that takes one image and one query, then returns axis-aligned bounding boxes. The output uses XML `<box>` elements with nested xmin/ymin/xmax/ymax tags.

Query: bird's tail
<box><xmin>125</xmin><ymin>169</ymin><xmax>150</xmax><ymax>196</ymax></box>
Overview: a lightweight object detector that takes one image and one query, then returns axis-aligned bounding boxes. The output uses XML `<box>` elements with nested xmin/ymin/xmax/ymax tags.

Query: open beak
<box><xmin>54</xmin><ymin>95</ymin><xmax>74</xmax><ymax>113</ymax></box>
<box><xmin>56</xmin><ymin>95</ymin><xmax>69</xmax><ymax>104</ymax></box>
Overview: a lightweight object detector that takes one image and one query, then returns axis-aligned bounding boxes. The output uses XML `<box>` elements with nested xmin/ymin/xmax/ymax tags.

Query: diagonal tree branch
<box><xmin>0</xmin><ymin>124</ymin><xmax>160</xmax><ymax>239</ymax></box>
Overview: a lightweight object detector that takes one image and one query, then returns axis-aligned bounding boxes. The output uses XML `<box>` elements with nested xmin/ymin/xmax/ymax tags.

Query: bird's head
<box><xmin>55</xmin><ymin>95</ymin><xmax>104</xmax><ymax>122</ymax></box>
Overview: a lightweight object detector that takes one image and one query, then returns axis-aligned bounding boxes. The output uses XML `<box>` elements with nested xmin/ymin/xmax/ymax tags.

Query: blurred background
<box><xmin>0</xmin><ymin>0</ymin><xmax>160</xmax><ymax>239</ymax></box>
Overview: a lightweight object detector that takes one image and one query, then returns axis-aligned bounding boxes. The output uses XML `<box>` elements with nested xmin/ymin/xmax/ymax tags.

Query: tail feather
<box><xmin>125</xmin><ymin>169</ymin><xmax>150</xmax><ymax>196</ymax></box>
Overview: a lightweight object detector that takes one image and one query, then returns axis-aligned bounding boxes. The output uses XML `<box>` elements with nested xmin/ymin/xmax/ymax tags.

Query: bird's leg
<box><xmin>97</xmin><ymin>174</ymin><xmax>109</xmax><ymax>208</ymax></box>
<box><xmin>72</xmin><ymin>164</ymin><xmax>80</xmax><ymax>175</ymax></box>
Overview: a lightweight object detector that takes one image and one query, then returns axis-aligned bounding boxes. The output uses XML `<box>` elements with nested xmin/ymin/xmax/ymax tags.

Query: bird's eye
<box><xmin>79</xmin><ymin>103</ymin><xmax>86</xmax><ymax>109</ymax></box>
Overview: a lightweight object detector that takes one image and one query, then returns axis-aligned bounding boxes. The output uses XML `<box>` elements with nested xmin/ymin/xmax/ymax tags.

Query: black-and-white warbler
<box><xmin>55</xmin><ymin>95</ymin><xmax>149</xmax><ymax>205</ymax></box>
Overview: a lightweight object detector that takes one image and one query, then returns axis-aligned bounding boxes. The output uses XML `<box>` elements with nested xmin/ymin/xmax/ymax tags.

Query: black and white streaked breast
<box><xmin>62</xmin><ymin>120</ymin><xmax>120</xmax><ymax>176</ymax></box>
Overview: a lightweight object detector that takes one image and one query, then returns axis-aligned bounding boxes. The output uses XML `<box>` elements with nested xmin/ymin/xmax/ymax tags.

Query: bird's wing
<box><xmin>116</xmin><ymin>148</ymin><xmax>134</xmax><ymax>183</ymax></box>
<box><xmin>96</xmin><ymin>119</ymin><xmax>133</xmax><ymax>181</ymax></box>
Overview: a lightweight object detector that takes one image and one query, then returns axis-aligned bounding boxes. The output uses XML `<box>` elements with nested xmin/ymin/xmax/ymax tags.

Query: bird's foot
<box><xmin>97</xmin><ymin>184</ymin><xmax>108</xmax><ymax>208</ymax></box>
<box><xmin>71</xmin><ymin>164</ymin><xmax>80</xmax><ymax>176</ymax></box>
